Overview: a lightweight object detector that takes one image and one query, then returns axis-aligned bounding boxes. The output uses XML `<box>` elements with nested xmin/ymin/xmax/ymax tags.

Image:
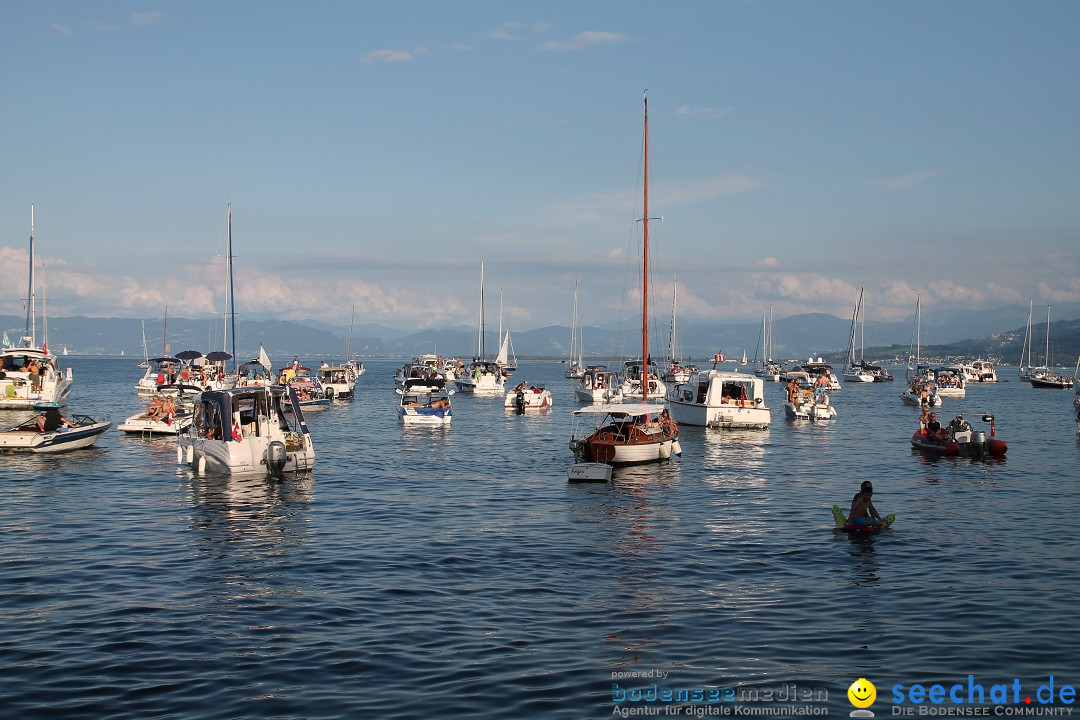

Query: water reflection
<box><xmin>185</xmin><ymin>473</ymin><xmax>315</xmax><ymax>602</ymax></box>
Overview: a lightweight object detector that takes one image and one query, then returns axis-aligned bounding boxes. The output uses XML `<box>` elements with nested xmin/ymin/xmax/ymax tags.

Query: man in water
<box><xmin>846</xmin><ymin>481</ymin><xmax>883</xmax><ymax>527</ymax></box>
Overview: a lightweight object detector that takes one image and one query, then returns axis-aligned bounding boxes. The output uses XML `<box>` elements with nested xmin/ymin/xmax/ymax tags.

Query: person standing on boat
<box><xmin>846</xmin><ymin>481</ymin><xmax>883</xmax><ymax>527</ymax></box>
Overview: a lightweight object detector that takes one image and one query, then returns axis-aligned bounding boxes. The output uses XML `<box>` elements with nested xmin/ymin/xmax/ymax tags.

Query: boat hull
<box><xmin>0</xmin><ymin>420</ymin><xmax>110</xmax><ymax>453</ymax></box>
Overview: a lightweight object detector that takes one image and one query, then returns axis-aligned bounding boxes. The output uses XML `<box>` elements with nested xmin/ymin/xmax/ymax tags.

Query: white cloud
<box><xmin>360</xmin><ymin>49</ymin><xmax>416</xmax><ymax>64</ymax></box>
<box><xmin>882</xmin><ymin>170</ymin><xmax>943</xmax><ymax>190</ymax></box>
<box><xmin>51</xmin><ymin>23</ymin><xmax>75</xmax><ymax>36</ymax></box>
<box><xmin>538</xmin><ymin>31</ymin><xmax>625</xmax><ymax>51</ymax></box>
<box><xmin>130</xmin><ymin>12</ymin><xmax>167</xmax><ymax>27</ymax></box>
<box><xmin>675</xmin><ymin>106</ymin><xmax>733</xmax><ymax>121</ymax></box>
<box><xmin>758</xmin><ymin>257</ymin><xmax>778</xmax><ymax>267</ymax></box>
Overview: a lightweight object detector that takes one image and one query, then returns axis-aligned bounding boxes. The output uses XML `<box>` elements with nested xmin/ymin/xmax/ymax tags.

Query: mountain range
<box><xmin>3</xmin><ymin>301</ymin><xmax>1079</xmax><ymax>367</ymax></box>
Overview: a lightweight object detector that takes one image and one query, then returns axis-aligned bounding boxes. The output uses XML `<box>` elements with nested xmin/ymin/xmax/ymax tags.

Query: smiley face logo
<box><xmin>848</xmin><ymin>678</ymin><xmax>876</xmax><ymax>709</ymax></box>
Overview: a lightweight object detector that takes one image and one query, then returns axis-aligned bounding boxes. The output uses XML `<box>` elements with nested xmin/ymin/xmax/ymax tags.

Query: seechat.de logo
<box><xmin>849</xmin><ymin>678</ymin><xmax>877</xmax><ymax>717</ymax></box>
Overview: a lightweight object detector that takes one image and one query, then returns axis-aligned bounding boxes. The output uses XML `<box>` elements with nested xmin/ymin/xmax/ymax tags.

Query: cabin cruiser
<box><xmin>619</xmin><ymin>360</ymin><xmax>667</xmax><ymax>400</ymax></box>
<box><xmin>666</xmin><ymin>369</ymin><xmax>769</xmax><ymax>429</ymax></box>
<box><xmin>0</xmin><ymin>344</ymin><xmax>73</xmax><ymax>410</ymax></box>
<box><xmin>316</xmin><ymin>364</ymin><xmax>357</xmax><ymax>399</ymax></box>
<box><xmin>177</xmin><ymin>385</ymin><xmax>315</xmax><ymax>476</ymax></box>
<box><xmin>454</xmin><ymin>360</ymin><xmax>505</xmax><ymax>394</ymax></box>
<box><xmin>118</xmin><ymin>386</ymin><xmax>198</xmax><ymax>436</ymax></box>
<box><xmin>574</xmin><ymin>366</ymin><xmax>623</xmax><ymax>404</ymax></box>
<box><xmin>570</xmin><ymin>403</ymin><xmax>680</xmax><ymax>465</ymax></box>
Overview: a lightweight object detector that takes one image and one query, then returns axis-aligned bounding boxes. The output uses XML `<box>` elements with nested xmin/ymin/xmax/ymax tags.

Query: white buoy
<box><xmin>197</xmin><ymin>456</ymin><xmax>206</xmax><ymax>474</ymax></box>
<box><xmin>186</xmin><ymin>445</ymin><xmax>194</xmax><ymax>464</ymax></box>
<box><xmin>176</xmin><ymin>446</ymin><xmax>183</xmax><ymax>463</ymax></box>
<box><xmin>659</xmin><ymin>443</ymin><xmax>671</xmax><ymax>459</ymax></box>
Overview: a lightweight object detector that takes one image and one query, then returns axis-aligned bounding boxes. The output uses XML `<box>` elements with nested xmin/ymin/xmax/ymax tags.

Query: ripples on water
<box><xmin>2</xmin><ymin>359</ymin><xmax>1079</xmax><ymax>718</ymax></box>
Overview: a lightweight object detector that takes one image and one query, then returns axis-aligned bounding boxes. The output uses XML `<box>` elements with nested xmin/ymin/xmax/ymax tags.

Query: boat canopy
<box><xmin>573</xmin><ymin>403</ymin><xmax>666</xmax><ymax>417</ymax></box>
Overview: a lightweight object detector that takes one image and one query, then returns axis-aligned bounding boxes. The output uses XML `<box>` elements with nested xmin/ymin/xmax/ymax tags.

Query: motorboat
<box><xmin>900</xmin><ymin>378</ymin><xmax>941</xmax><ymax>408</ymax></box>
<box><xmin>455</xmin><ymin>360</ymin><xmax>506</xmax><ymax>394</ymax></box>
<box><xmin>574</xmin><ymin>366</ymin><xmax>623</xmax><ymax>404</ymax></box>
<box><xmin>570</xmin><ymin>403</ymin><xmax>681</xmax><ymax>465</ymax></box>
<box><xmin>666</xmin><ymin>369</ymin><xmax>770</xmax><ymax>429</ymax></box>
<box><xmin>960</xmin><ymin>359</ymin><xmax>999</xmax><ymax>383</ymax></box>
<box><xmin>0</xmin><ymin>412</ymin><xmax>110</xmax><ymax>453</ymax></box>
<box><xmin>783</xmin><ymin>386</ymin><xmax>837</xmax><ymax>421</ymax></box>
<box><xmin>910</xmin><ymin>413</ymin><xmax>1007</xmax><ymax>459</ymax></box>
<box><xmin>316</xmin><ymin>364</ymin><xmax>357</xmax><ymax>399</ymax></box>
<box><xmin>0</xmin><ymin>345</ymin><xmax>74</xmax><ymax>410</ymax></box>
<box><xmin>177</xmin><ymin>385</ymin><xmax>315</xmax><ymax>476</ymax></box>
<box><xmin>118</xmin><ymin>387</ymin><xmax>198</xmax><ymax>436</ymax></box>
<box><xmin>930</xmin><ymin>366</ymin><xmax>967</xmax><ymax>397</ymax></box>
<box><xmin>786</xmin><ymin>358</ymin><xmax>841</xmax><ymax>390</ymax></box>
<box><xmin>619</xmin><ymin>359</ymin><xmax>667</xmax><ymax>400</ymax></box>
<box><xmin>134</xmin><ymin>356</ymin><xmax>181</xmax><ymax>396</ymax></box>
<box><xmin>395</xmin><ymin>354</ymin><xmax>442</xmax><ymax>385</ymax></box>
<box><xmin>504</xmin><ymin>382</ymin><xmax>553</xmax><ymax>412</ymax></box>
<box><xmin>397</xmin><ymin>385</ymin><xmax>453</xmax><ymax>425</ymax></box>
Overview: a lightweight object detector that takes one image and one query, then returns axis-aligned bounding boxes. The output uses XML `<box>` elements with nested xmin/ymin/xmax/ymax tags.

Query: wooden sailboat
<box><xmin>570</xmin><ymin>94</ymin><xmax>681</xmax><ymax>471</ymax></box>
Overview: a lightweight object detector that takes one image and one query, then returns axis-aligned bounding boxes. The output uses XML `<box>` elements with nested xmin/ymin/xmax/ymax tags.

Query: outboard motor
<box><xmin>266</xmin><ymin>440</ymin><xmax>288</xmax><ymax>478</ymax></box>
<box><xmin>514</xmin><ymin>390</ymin><xmax>526</xmax><ymax>414</ymax></box>
<box><xmin>324</xmin><ymin>386</ymin><xmax>335</xmax><ymax>400</ymax></box>
<box><xmin>568</xmin><ymin>438</ymin><xmax>584</xmax><ymax>461</ymax></box>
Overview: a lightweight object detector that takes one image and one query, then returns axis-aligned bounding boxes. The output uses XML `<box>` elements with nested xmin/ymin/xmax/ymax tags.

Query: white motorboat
<box><xmin>455</xmin><ymin>360</ymin><xmax>505</xmax><ymax>394</ymax></box>
<box><xmin>397</xmin><ymin>386</ymin><xmax>454</xmax><ymax>425</ymax></box>
<box><xmin>619</xmin><ymin>359</ymin><xmax>667</xmax><ymax>400</ymax></box>
<box><xmin>786</xmin><ymin>358</ymin><xmax>841</xmax><ymax>390</ymax></box>
<box><xmin>930</xmin><ymin>366</ymin><xmax>967</xmax><ymax>397</ymax></box>
<box><xmin>962</xmin><ymin>359</ymin><xmax>999</xmax><ymax>383</ymax></box>
<box><xmin>0</xmin><ymin>345</ymin><xmax>73</xmax><ymax>410</ymax></box>
<box><xmin>574</xmin><ymin>366</ymin><xmax>623</xmax><ymax>404</ymax></box>
<box><xmin>666</xmin><ymin>369</ymin><xmax>770</xmax><ymax>429</ymax></box>
<box><xmin>783</xmin><ymin>388</ymin><xmax>837</xmax><ymax>420</ymax></box>
<box><xmin>178</xmin><ymin>385</ymin><xmax>315</xmax><ymax>476</ymax></box>
<box><xmin>316</xmin><ymin>364</ymin><xmax>357</xmax><ymax>399</ymax></box>
<box><xmin>504</xmin><ymin>382</ymin><xmax>553</xmax><ymax>412</ymax></box>
<box><xmin>0</xmin><ymin>412</ymin><xmax>110</xmax><ymax>453</ymax></box>
<box><xmin>118</xmin><ymin>391</ymin><xmax>195</xmax><ymax>436</ymax></box>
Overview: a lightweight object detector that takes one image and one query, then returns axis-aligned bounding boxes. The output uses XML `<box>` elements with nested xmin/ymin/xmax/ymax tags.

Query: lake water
<box><xmin>2</xmin><ymin>358</ymin><xmax>1079</xmax><ymax>719</ymax></box>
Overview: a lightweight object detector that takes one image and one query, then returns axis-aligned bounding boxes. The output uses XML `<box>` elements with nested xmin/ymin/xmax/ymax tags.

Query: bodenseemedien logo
<box><xmin>849</xmin><ymin>678</ymin><xmax>877</xmax><ymax>717</ymax></box>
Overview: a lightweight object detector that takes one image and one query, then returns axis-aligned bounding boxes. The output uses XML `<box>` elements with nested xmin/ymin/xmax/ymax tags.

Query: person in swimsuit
<box><xmin>846</xmin><ymin>481</ymin><xmax>883</xmax><ymax>527</ymax></box>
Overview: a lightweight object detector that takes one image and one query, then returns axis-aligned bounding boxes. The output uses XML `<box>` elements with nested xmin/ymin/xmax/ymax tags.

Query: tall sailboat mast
<box><xmin>478</xmin><ymin>261</ymin><xmax>485</xmax><ymax>359</ymax></box>
<box><xmin>25</xmin><ymin>204</ymin><xmax>36</xmax><ymax>346</ymax></box>
<box><xmin>227</xmin><ymin>203</ymin><xmax>237</xmax><ymax>374</ymax></box>
<box><xmin>347</xmin><ymin>304</ymin><xmax>356</xmax><ymax>362</ymax></box>
<box><xmin>641</xmin><ymin>94</ymin><xmax>651</xmax><ymax>402</ymax></box>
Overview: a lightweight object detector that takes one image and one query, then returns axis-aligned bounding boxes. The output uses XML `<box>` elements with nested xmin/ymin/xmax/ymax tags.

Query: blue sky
<box><xmin>2</xmin><ymin>0</ymin><xmax>1078</xmax><ymax>333</ymax></box>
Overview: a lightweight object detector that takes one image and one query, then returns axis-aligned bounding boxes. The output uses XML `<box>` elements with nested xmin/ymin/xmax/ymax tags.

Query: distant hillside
<box><xmin>4</xmin><ymin>302</ymin><xmax>1080</xmax><ymax>363</ymax></box>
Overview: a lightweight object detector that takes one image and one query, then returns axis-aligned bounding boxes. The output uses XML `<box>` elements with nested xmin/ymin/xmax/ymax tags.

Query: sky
<box><xmin>2</xmin><ymin>0</ymin><xmax>1079</xmax><ymax>334</ymax></box>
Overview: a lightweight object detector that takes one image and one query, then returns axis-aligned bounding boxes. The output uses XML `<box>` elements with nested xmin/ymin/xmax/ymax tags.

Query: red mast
<box><xmin>642</xmin><ymin>94</ymin><xmax>650</xmax><ymax>403</ymax></box>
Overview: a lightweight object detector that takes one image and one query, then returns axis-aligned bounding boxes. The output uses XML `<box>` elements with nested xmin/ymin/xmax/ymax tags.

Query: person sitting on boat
<box><xmin>146</xmin><ymin>396</ymin><xmax>166</xmax><ymax>420</ymax></box>
<box><xmin>514</xmin><ymin>380</ymin><xmax>527</xmax><ymax>393</ymax></box>
<box><xmin>846</xmin><ymin>481</ymin><xmax>883</xmax><ymax>528</ymax></box>
<box><xmin>35</xmin><ymin>407</ymin><xmax>79</xmax><ymax>432</ymax></box>
<box><xmin>926</xmin><ymin>412</ymin><xmax>944</xmax><ymax>439</ymax></box>
<box><xmin>949</xmin><ymin>415</ymin><xmax>971</xmax><ymax>435</ymax></box>
<box><xmin>918</xmin><ymin>408</ymin><xmax>930</xmax><ymax>434</ymax></box>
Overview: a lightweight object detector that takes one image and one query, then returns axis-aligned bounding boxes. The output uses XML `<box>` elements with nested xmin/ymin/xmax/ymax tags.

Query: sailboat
<box><xmin>1027</xmin><ymin>305</ymin><xmax>1074</xmax><ymax>389</ymax></box>
<box><xmin>754</xmin><ymin>305</ymin><xmax>782</xmax><ymax>381</ymax></box>
<box><xmin>661</xmin><ymin>279</ymin><xmax>695</xmax><ymax>383</ymax></box>
<box><xmin>178</xmin><ymin>205</ymin><xmax>316</xmax><ymax>477</ymax></box>
<box><xmin>455</xmin><ymin>261</ymin><xmax>505</xmax><ymax>394</ymax></box>
<box><xmin>494</xmin><ymin>289</ymin><xmax>517</xmax><ymax>373</ymax></box>
<box><xmin>843</xmin><ymin>287</ymin><xmax>875</xmax><ymax>383</ymax></box>
<box><xmin>0</xmin><ymin>204</ymin><xmax>75</xmax><ymax>410</ymax></box>
<box><xmin>564</xmin><ymin>278</ymin><xmax>585</xmax><ymax>379</ymax></box>
<box><xmin>569</xmin><ymin>94</ymin><xmax>681</xmax><ymax>473</ymax></box>
<box><xmin>900</xmin><ymin>295</ymin><xmax>940</xmax><ymax>407</ymax></box>
<box><xmin>1018</xmin><ymin>300</ymin><xmax>1034</xmax><ymax>381</ymax></box>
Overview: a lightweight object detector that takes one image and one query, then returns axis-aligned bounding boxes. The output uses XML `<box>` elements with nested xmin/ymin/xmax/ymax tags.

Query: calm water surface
<box><xmin>2</xmin><ymin>358</ymin><xmax>1079</xmax><ymax>718</ymax></box>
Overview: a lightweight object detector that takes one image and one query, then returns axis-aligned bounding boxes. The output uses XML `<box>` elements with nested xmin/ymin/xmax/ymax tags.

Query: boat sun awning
<box><xmin>573</xmin><ymin>403</ymin><xmax>666</xmax><ymax>417</ymax></box>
